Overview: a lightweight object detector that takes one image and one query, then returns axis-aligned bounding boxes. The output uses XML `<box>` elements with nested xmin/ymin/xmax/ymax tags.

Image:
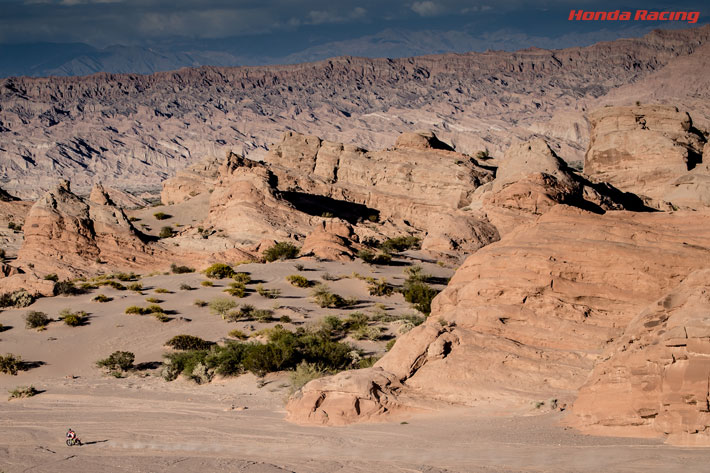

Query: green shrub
<box><xmin>263</xmin><ymin>242</ymin><xmax>300</xmax><ymax>262</ymax></box>
<box><xmin>127</xmin><ymin>283</ymin><xmax>143</xmax><ymax>292</ymax></box>
<box><xmin>208</xmin><ymin>298</ymin><xmax>237</xmax><ymax>319</ymax></box>
<box><xmin>367</xmin><ymin>278</ymin><xmax>394</xmax><ymax>296</ymax></box>
<box><xmin>114</xmin><ymin>272</ymin><xmax>139</xmax><ymax>281</ymax></box>
<box><xmin>380</xmin><ymin>236</ymin><xmax>420</xmax><ymax>253</ymax></box>
<box><xmin>321</xmin><ymin>273</ymin><xmax>340</xmax><ymax>281</ymax></box>
<box><xmin>224</xmin><ymin>282</ymin><xmax>246</xmax><ymax>298</ymax></box>
<box><xmin>153</xmin><ymin>212</ymin><xmax>171</xmax><ymax>220</ymax></box>
<box><xmin>154</xmin><ymin>288</ymin><xmax>171</xmax><ymax>294</ymax></box>
<box><xmin>162</xmin><ymin>349</ymin><xmax>209</xmax><ymax>381</ymax></box>
<box><xmin>204</xmin><ymin>263</ymin><xmax>235</xmax><ymax>279</ymax></box>
<box><xmin>352</xmin><ymin>326</ymin><xmax>383</xmax><ymax>341</ymax></box>
<box><xmin>166</xmin><ymin>335</ymin><xmax>215</xmax><ymax>351</ymax></box>
<box><xmin>294</xmin><ymin>263</ymin><xmax>305</xmax><ymax>271</ymax></box>
<box><xmin>200</xmin><ymin>280</ymin><xmax>214</xmax><ymax>287</ymax></box>
<box><xmin>287</xmin><ymin>275</ymin><xmax>311</xmax><ymax>288</ymax></box>
<box><xmin>344</xmin><ymin>312</ymin><xmax>370</xmax><ymax>332</ymax></box>
<box><xmin>402</xmin><ymin>281</ymin><xmax>439</xmax><ymax>315</ymax></box>
<box><xmin>194</xmin><ymin>299</ymin><xmax>208</xmax><ymax>307</ymax></box>
<box><xmin>8</xmin><ymin>385</ymin><xmax>39</xmax><ymax>400</ymax></box>
<box><xmin>357</xmin><ymin>249</ymin><xmax>392</xmax><ymax>265</ymax></box>
<box><xmin>59</xmin><ymin>309</ymin><xmax>87</xmax><ymax>327</ymax></box>
<box><xmin>146</xmin><ymin>304</ymin><xmax>164</xmax><ymax>314</ymax></box>
<box><xmin>159</xmin><ymin>226</ymin><xmax>174</xmax><ymax>238</ymax></box>
<box><xmin>25</xmin><ymin>311</ymin><xmax>50</xmax><ymax>329</ymax></box>
<box><xmin>170</xmin><ymin>264</ymin><xmax>195</xmax><ymax>274</ymax></box>
<box><xmin>44</xmin><ymin>273</ymin><xmax>59</xmax><ymax>282</ymax></box>
<box><xmin>252</xmin><ymin>309</ymin><xmax>274</xmax><ymax>322</ymax></box>
<box><xmin>311</xmin><ymin>284</ymin><xmax>350</xmax><ymax>308</ymax></box>
<box><xmin>233</xmin><ymin>272</ymin><xmax>251</xmax><ymax>284</ymax></box>
<box><xmin>386</xmin><ymin>339</ymin><xmax>397</xmax><ymax>351</ymax></box>
<box><xmin>98</xmin><ymin>280</ymin><xmax>126</xmax><ymax>290</ymax></box>
<box><xmin>54</xmin><ymin>280</ymin><xmax>82</xmax><ymax>296</ymax></box>
<box><xmin>145</xmin><ymin>297</ymin><xmax>161</xmax><ymax>303</ymax></box>
<box><xmin>403</xmin><ymin>265</ymin><xmax>430</xmax><ymax>283</ymax></box>
<box><xmin>279</xmin><ymin>315</ymin><xmax>292</xmax><ymax>323</ymax></box>
<box><xmin>92</xmin><ymin>294</ymin><xmax>112</xmax><ymax>303</ymax></box>
<box><xmin>228</xmin><ymin>329</ymin><xmax>249</xmax><ymax>340</ymax></box>
<box><xmin>256</xmin><ymin>284</ymin><xmax>280</xmax><ymax>299</ymax></box>
<box><xmin>0</xmin><ymin>354</ymin><xmax>22</xmax><ymax>375</ymax></box>
<box><xmin>125</xmin><ymin>305</ymin><xmax>145</xmax><ymax>315</ymax></box>
<box><xmin>179</xmin><ymin>283</ymin><xmax>193</xmax><ymax>291</ymax></box>
<box><xmin>0</xmin><ymin>290</ymin><xmax>35</xmax><ymax>308</ymax></box>
<box><xmin>96</xmin><ymin>351</ymin><xmax>135</xmax><ymax>372</ymax></box>
<box><xmin>289</xmin><ymin>361</ymin><xmax>327</xmax><ymax>393</ymax></box>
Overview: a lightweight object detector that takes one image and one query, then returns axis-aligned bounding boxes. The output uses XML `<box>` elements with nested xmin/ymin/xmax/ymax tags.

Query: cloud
<box><xmin>411</xmin><ymin>1</ymin><xmax>444</xmax><ymax>17</ymax></box>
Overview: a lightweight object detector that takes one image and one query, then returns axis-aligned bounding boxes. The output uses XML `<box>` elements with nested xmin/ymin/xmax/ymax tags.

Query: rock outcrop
<box><xmin>301</xmin><ymin>220</ymin><xmax>361</xmax><ymax>261</ymax></box>
<box><xmin>584</xmin><ymin>105</ymin><xmax>708</xmax><ymax>208</ymax></box>
<box><xmin>14</xmin><ymin>181</ymin><xmax>164</xmax><ymax>277</ymax></box>
<box><xmin>161</xmin><ymin>155</ymin><xmax>222</xmax><ymax>205</ymax></box>
<box><xmin>204</xmin><ymin>152</ymin><xmax>312</xmax><ymax>244</ymax></box>
<box><xmin>569</xmin><ymin>269</ymin><xmax>710</xmax><ymax>445</ymax></box>
<box><xmin>287</xmin><ymin>205</ymin><xmax>710</xmax><ymax>439</ymax></box>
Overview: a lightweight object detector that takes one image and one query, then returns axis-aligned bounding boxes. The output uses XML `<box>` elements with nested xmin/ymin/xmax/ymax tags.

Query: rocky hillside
<box><xmin>1</xmin><ymin>26</ymin><xmax>710</xmax><ymax>198</ymax></box>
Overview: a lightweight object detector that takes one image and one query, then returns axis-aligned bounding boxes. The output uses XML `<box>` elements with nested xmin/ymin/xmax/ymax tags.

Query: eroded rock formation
<box><xmin>584</xmin><ymin>105</ymin><xmax>708</xmax><ymax>208</ymax></box>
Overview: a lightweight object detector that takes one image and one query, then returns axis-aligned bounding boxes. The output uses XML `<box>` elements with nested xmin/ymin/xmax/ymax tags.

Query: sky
<box><xmin>0</xmin><ymin>0</ymin><xmax>707</xmax><ymax>75</ymax></box>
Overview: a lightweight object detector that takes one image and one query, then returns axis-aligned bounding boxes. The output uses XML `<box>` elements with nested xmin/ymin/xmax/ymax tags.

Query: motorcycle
<box><xmin>66</xmin><ymin>437</ymin><xmax>82</xmax><ymax>447</ymax></box>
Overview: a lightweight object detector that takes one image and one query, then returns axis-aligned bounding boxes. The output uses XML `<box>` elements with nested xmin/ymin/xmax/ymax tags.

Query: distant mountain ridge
<box><xmin>1</xmin><ymin>25</ymin><xmax>709</xmax><ymax>199</ymax></box>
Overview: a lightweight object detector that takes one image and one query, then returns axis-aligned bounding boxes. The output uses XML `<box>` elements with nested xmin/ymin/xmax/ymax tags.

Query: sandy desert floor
<box><xmin>2</xmin><ymin>259</ymin><xmax>709</xmax><ymax>472</ymax></box>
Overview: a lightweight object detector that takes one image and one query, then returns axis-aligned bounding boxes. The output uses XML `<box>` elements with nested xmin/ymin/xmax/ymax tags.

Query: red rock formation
<box><xmin>569</xmin><ymin>269</ymin><xmax>710</xmax><ymax>445</ymax></box>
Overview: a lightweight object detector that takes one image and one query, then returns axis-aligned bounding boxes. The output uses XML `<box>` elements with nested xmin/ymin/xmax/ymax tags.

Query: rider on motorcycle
<box><xmin>66</xmin><ymin>428</ymin><xmax>76</xmax><ymax>441</ymax></box>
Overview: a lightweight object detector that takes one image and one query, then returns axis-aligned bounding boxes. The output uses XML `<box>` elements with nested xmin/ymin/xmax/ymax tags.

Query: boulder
<box><xmin>301</xmin><ymin>220</ymin><xmax>360</xmax><ymax>261</ymax></box>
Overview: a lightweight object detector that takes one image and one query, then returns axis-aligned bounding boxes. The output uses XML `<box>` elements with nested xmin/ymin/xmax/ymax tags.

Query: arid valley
<box><xmin>1</xmin><ymin>15</ymin><xmax>710</xmax><ymax>473</ymax></box>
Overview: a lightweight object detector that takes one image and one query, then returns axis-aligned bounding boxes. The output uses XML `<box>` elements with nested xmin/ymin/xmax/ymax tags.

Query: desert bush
<box><xmin>153</xmin><ymin>313</ymin><xmax>170</xmax><ymax>323</ymax></box>
<box><xmin>321</xmin><ymin>272</ymin><xmax>340</xmax><ymax>281</ymax></box>
<box><xmin>59</xmin><ymin>309</ymin><xmax>87</xmax><ymax>327</ymax></box>
<box><xmin>357</xmin><ymin>249</ymin><xmax>392</xmax><ymax>265</ymax></box>
<box><xmin>310</xmin><ymin>284</ymin><xmax>349</xmax><ymax>308</ymax></box>
<box><xmin>170</xmin><ymin>263</ymin><xmax>195</xmax><ymax>274</ymax></box>
<box><xmin>386</xmin><ymin>339</ymin><xmax>397</xmax><ymax>351</ymax></box>
<box><xmin>380</xmin><ymin>235</ymin><xmax>420</xmax><ymax>253</ymax></box>
<box><xmin>8</xmin><ymin>385</ymin><xmax>39</xmax><ymax>400</ymax></box>
<box><xmin>228</xmin><ymin>329</ymin><xmax>249</xmax><ymax>340</ymax></box>
<box><xmin>114</xmin><ymin>272</ymin><xmax>139</xmax><ymax>281</ymax></box>
<box><xmin>98</xmin><ymin>280</ymin><xmax>126</xmax><ymax>290</ymax></box>
<box><xmin>154</xmin><ymin>288</ymin><xmax>171</xmax><ymax>294</ymax></box>
<box><xmin>146</xmin><ymin>304</ymin><xmax>164</xmax><ymax>314</ymax></box>
<box><xmin>367</xmin><ymin>278</ymin><xmax>394</xmax><ymax>296</ymax></box>
<box><xmin>232</xmin><ymin>272</ymin><xmax>251</xmax><ymax>284</ymax></box>
<box><xmin>8</xmin><ymin>221</ymin><xmax>22</xmax><ymax>231</ymax></box>
<box><xmin>279</xmin><ymin>315</ymin><xmax>292</xmax><ymax>323</ymax></box>
<box><xmin>163</xmin><ymin>327</ymin><xmax>355</xmax><ymax>381</ymax></box>
<box><xmin>320</xmin><ymin>315</ymin><xmax>344</xmax><ymax>334</ymax></box>
<box><xmin>200</xmin><ymin>280</ymin><xmax>214</xmax><ymax>287</ymax></box>
<box><xmin>208</xmin><ymin>298</ymin><xmax>237</xmax><ymax>318</ymax></box>
<box><xmin>127</xmin><ymin>283</ymin><xmax>143</xmax><ymax>292</ymax></box>
<box><xmin>179</xmin><ymin>283</ymin><xmax>193</xmax><ymax>291</ymax></box>
<box><xmin>287</xmin><ymin>274</ymin><xmax>311</xmax><ymax>288</ymax></box>
<box><xmin>344</xmin><ymin>312</ymin><xmax>370</xmax><ymax>332</ymax></box>
<box><xmin>263</xmin><ymin>242</ymin><xmax>300</xmax><ymax>262</ymax></box>
<box><xmin>159</xmin><ymin>226</ymin><xmax>174</xmax><ymax>238</ymax></box>
<box><xmin>224</xmin><ymin>282</ymin><xmax>246</xmax><ymax>298</ymax></box>
<box><xmin>44</xmin><ymin>273</ymin><xmax>59</xmax><ymax>282</ymax></box>
<box><xmin>402</xmin><ymin>281</ymin><xmax>439</xmax><ymax>315</ymax></box>
<box><xmin>351</xmin><ymin>325</ymin><xmax>383</xmax><ymax>341</ymax></box>
<box><xmin>125</xmin><ymin>305</ymin><xmax>144</xmax><ymax>315</ymax></box>
<box><xmin>166</xmin><ymin>335</ymin><xmax>215</xmax><ymax>351</ymax></box>
<box><xmin>54</xmin><ymin>280</ymin><xmax>82</xmax><ymax>296</ymax></box>
<box><xmin>193</xmin><ymin>299</ymin><xmax>208</xmax><ymax>307</ymax></box>
<box><xmin>145</xmin><ymin>297</ymin><xmax>161</xmax><ymax>303</ymax></box>
<box><xmin>0</xmin><ymin>290</ymin><xmax>34</xmax><ymax>308</ymax></box>
<box><xmin>204</xmin><ymin>263</ymin><xmax>235</xmax><ymax>279</ymax></box>
<box><xmin>255</xmin><ymin>284</ymin><xmax>280</xmax><ymax>299</ymax></box>
<box><xmin>153</xmin><ymin>212</ymin><xmax>171</xmax><ymax>220</ymax></box>
<box><xmin>289</xmin><ymin>361</ymin><xmax>326</xmax><ymax>393</ymax></box>
<box><xmin>25</xmin><ymin>311</ymin><xmax>50</xmax><ymax>329</ymax></box>
<box><xmin>0</xmin><ymin>354</ymin><xmax>22</xmax><ymax>375</ymax></box>
<box><xmin>92</xmin><ymin>294</ymin><xmax>112</xmax><ymax>303</ymax></box>
<box><xmin>96</xmin><ymin>351</ymin><xmax>135</xmax><ymax>372</ymax></box>
<box><xmin>252</xmin><ymin>309</ymin><xmax>274</xmax><ymax>322</ymax></box>
<box><xmin>294</xmin><ymin>263</ymin><xmax>305</xmax><ymax>271</ymax></box>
